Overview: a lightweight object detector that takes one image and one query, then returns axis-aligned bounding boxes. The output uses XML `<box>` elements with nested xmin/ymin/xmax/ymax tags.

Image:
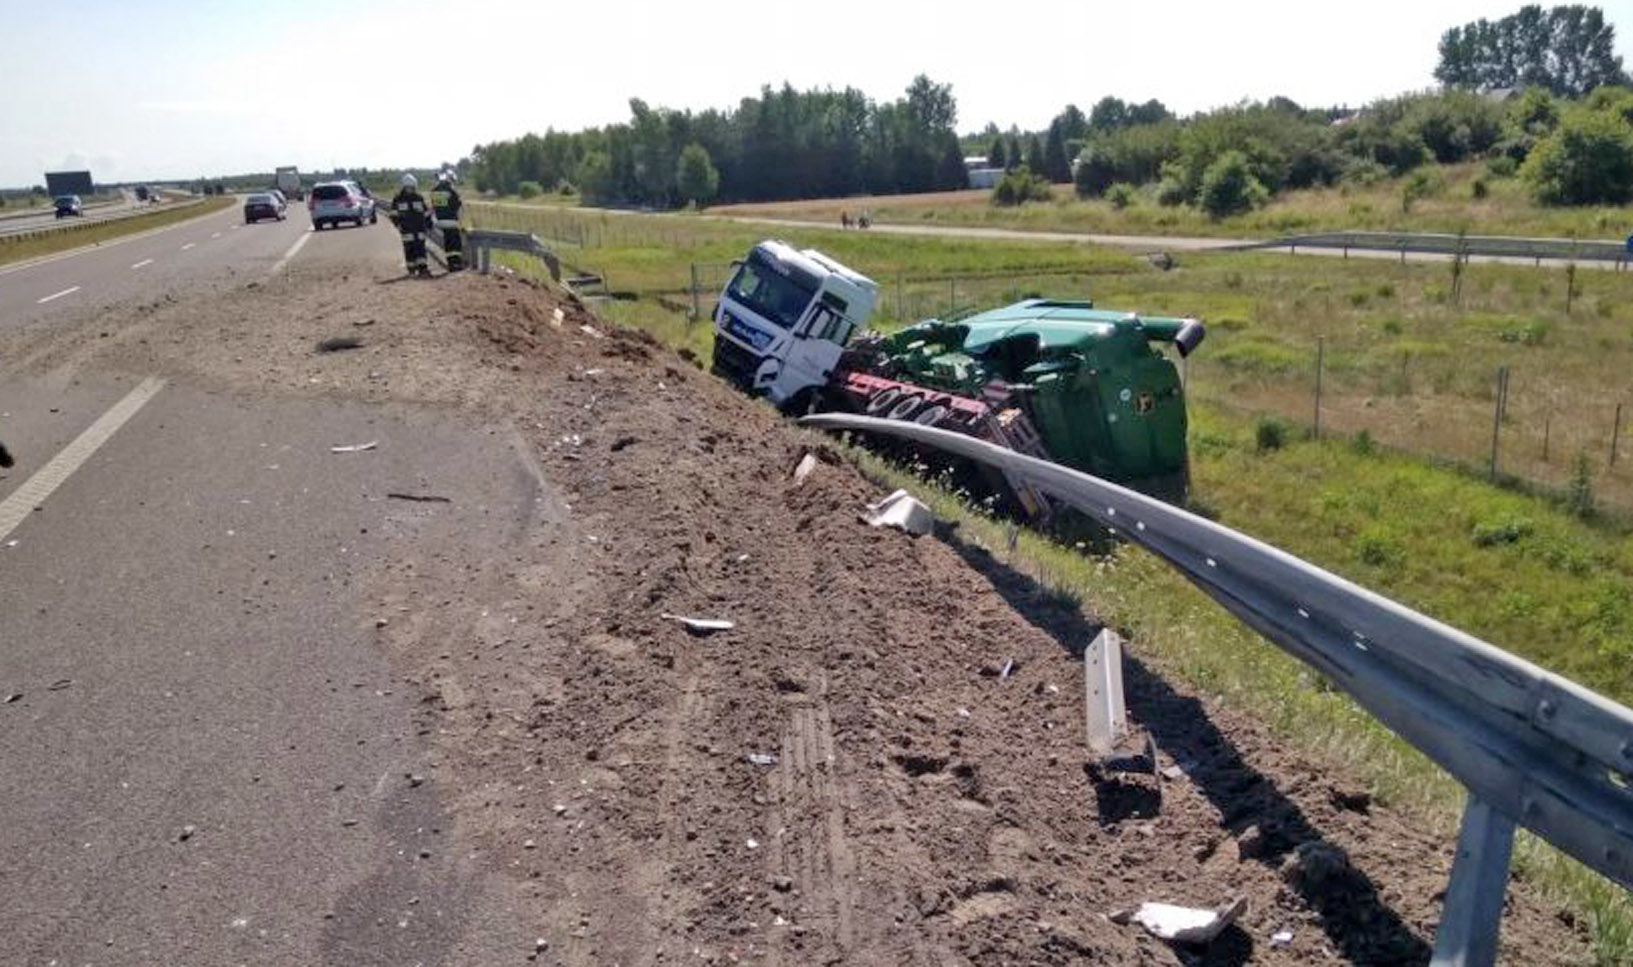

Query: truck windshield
<box><xmin>726</xmin><ymin>255</ymin><xmax>817</xmax><ymax>330</ymax></box>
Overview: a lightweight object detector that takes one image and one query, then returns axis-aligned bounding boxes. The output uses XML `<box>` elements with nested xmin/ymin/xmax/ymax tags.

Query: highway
<box><xmin>0</xmin><ymin>203</ymin><xmax>540</xmax><ymax>964</ymax></box>
<box><xmin>0</xmin><ymin>190</ymin><xmax>150</xmax><ymax>238</ymax></box>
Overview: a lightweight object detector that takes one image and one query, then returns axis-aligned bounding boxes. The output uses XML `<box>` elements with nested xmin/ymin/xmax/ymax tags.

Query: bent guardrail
<box><xmin>1250</xmin><ymin>230</ymin><xmax>1630</xmax><ymax>265</ymax></box>
<box><xmin>460</xmin><ymin>228</ymin><xmax>560</xmax><ymax>281</ymax></box>
<box><xmin>800</xmin><ymin>412</ymin><xmax>1633</xmax><ymax>967</ymax></box>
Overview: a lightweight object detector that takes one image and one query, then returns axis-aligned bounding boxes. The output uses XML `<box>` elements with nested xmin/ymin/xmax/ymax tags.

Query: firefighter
<box><xmin>391</xmin><ymin>173</ymin><xmax>433</xmax><ymax>277</ymax></box>
<box><xmin>430</xmin><ymin>170</ymin><xmax>465</xmax><ymax>271</ymax></box>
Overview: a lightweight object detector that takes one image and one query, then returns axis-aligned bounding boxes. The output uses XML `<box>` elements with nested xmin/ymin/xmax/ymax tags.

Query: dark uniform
<box><xmin>0</xmin><ymin>438</ymin><xmax>12</xmax><ymax>468</ymax></box>
<box><xmin>391</xmin><ymin>185</ymin><xmax>433</xmax><ymax>276</ymax></box>
<box><xmin>430</xmin><ymin>176</ymin><xmax>465</xmax><ymax>271</ymax></box>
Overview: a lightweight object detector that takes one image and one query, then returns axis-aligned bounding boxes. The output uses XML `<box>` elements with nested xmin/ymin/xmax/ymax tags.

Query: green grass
<box><xmin>0</xmin><ymin>197</ymin><xmax>234</xmax><ymax>267</ymax></box>
<box><xmin>705</xmin><ymin>162</ymin><xmax>1633</xmax><ymax>241</ymax></box>
<box><xmin>476</xmin><ymin>205</ymin><xmax>1633</xmax><ymax>958</ymax></box>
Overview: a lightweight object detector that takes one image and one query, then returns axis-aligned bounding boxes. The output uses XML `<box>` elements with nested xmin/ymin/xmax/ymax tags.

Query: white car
<box><xmin>307</xmin><ymin>181</ymin><xmax>377</xmax><ymax>230</ymax></box>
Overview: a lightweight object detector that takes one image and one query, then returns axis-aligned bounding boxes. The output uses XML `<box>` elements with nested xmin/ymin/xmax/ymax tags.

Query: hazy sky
<box><xmin>4</xmin><ymin>0</ymin><xmax>1632</xmax><ymax>186</ymax></box>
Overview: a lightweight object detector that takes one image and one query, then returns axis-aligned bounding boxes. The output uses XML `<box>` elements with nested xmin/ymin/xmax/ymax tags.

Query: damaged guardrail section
<box><xmin>462</xmin><ymin>228</ymin><xmax>560</xmax><ymax>281</ymax></box>
<box><xmin>801</xmin><ymin>412</ymin><xmax>1633</xmax><ymax>967</ymax></box>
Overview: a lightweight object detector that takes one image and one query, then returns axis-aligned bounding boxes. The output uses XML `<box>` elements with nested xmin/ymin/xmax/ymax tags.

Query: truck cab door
<box><xmin>766</xmin><ymin>302</ymin><xmax>849</xmax><ymax>406</ymax></box>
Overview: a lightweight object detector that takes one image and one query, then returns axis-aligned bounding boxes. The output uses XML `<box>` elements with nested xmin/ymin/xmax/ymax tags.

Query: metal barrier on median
<box><xmin>462</xmin><ymin>228</ymin><xmax>560</xmax><ymax>281</ymax></box>
<box><xmin>800</xmin><ymin>412</ymin><xmax>1633</xmax><ymax>967</ymax></box>
<box><xmin>1252</xmin><ymin>230</ymin><xmax>1630</xmax><ymax>266</ymax></box>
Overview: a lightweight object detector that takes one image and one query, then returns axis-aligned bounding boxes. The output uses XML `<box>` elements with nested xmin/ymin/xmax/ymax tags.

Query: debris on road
<box><xmin>329</xmin><ymin>441</ymin><xmax>378</xmax><ymax>453</ymax></box>
<box><xmin>47</xmin><ymin>679</ymin><xmax>72</xmax><ymax>691</ymax></box>
<box><xmin>863</xmin><ymin>489</ymin><xmax>932</xmax><ymax>536</ymax></box>
<box><xmin>1123</xmin><ymin>896</ymin><xmax>1246</xmax><ymax>944</ymax></box>
<box><xmin>4</xmin><ymin>692</ymin><xmax>21</xmax><ymax>704</ymax></box>
<box><xmin>386</xmin><ymin>492</ymin><xmax>452</xmax><ymax>503</ymax></box>
<box><xmin>177</xmin><ymin>824</ymin><xmax>197</xmax><ymax>842</ymax></box>
<box><xmin>746</xmin><ymin>752</ymin><xmax>778</xmax><ymax>767</ymax></box>
<box><xmin>660</xmin><ymin>613</ymin><xmax>735</xmax><ymax>635</ymax></box>
<box><xmin>1271</xmin><ymin>927</ymin><xmax>1294</xmax><ymax>946</ymax></box>
<box><xmin>316</xmin><ymin>336</ymin><xmax>364</xmax><ymax>353</ymax></box>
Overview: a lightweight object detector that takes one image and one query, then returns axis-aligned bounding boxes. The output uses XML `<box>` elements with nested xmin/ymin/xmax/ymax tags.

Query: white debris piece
<box><xmin>551</xmin><ymin>307</ymin><xmax>565</xmax><ymax>329</ymax></box>
<box><xmin>1130</xmin><ymin>897</ymin><xmax>1246</xmax><ymax>944</ymax></box>
<box><xmin>863</xmin><ymin>489</ymin><xmax>933</xmax><ymax>537</ymax></box>
<box><xmin>792</xmin><ymin>453</ymin><xmax>819</xmax><ymax>484</ymax></box>
<box><xmin>660</xmin><ymin>613</ymin><xmax>735</xmax><ymax>634</ymax></box>
<box><xmin>330</xmin><ymin>441</ymin><xmax>378</xmax><ymax>453</ymax></box>
<box><xmin>1271</xmin><ymin>928</ymin><xmax>1293</xmax><ymax>946</ymax></box>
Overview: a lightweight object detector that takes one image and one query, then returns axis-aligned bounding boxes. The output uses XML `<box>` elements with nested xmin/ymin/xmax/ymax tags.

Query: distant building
<box><xmin>964</xmin><ymin>156</ymin><xmax>1002</xmax><ymax>190</ymax></box>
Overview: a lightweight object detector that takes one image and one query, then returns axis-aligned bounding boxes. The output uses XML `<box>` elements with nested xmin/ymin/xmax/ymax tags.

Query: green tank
<box><xmin>864</xmin><ymin>299</ymin><xmax>1204</xmax><ymax>504</ymax></box>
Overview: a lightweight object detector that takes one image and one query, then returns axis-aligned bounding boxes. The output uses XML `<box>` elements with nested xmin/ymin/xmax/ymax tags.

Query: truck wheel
<box><xmin>886</xmin><ymin>396</ymin><xmax>924</xmax><ymax>421</ymax></box>
<box><xmin>913</xmin><ymin>404</ymin><xmax>949</xmax><ymax>427</ymax></box>
<box><xmin>864</xmin><ymin>388</ymin><xmax>901</xmax><ymax>415</ymax></box>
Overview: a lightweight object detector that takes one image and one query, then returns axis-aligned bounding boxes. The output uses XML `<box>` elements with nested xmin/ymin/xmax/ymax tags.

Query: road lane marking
<box><xmin>130</xmin><ymin>259</ymin><xmax>154</xmax><ymax>270</ymax></box>
<box><xmin>180</xmin><ymin>242</ymin><xmax>195</xmax><ymax>250</ymax></box>
<box><xmin>0</xmin><ymin>378</ymin><xmax>166</xmax><ymax>544</ymax></box>
<box><xmin>0</xmin><ymin>204</ymin><xmax>233</xmax><ymax>277</ymax></box>
<box><xmin>36</xmin><ymin>286</ymin><xmax>80</xmax><ymax>304</ymax></box>
<box><xmin>268</xmin><ymin>230</ymin><xmax>311</xmax><ymax>276</ymax></box>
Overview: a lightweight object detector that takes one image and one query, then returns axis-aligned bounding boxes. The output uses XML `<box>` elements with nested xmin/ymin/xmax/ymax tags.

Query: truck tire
<box><xmin>886</xmin><ymin>395</ymin><xmax>924</xmax><ymax>421</ymax></box>
<box><xmin>864</xmin><ymin>388</ymin><xmax>901</xmax><ymax>415</ymax></box>
<box><xmin>913</xmin><ymin>404</ymin><xmax>949</xmax><ymax>427</ymax></box>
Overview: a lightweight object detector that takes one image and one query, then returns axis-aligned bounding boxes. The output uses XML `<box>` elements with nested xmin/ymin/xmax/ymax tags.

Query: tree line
<box><xmin>465</xmin><ymin>76</ymin><xmax>967</xmax><ymax>207</ymax></box>
<box><xmin>462</xmin><ymin>4</ymin><xmax>1631</xmax><ymax>213</ymax></box>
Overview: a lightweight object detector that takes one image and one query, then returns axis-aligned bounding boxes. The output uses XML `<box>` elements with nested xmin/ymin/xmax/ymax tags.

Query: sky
<box><xmin>3</xmin><ymin>0</ymin><xmax>1632</xmax><ymax>187</ymax></box>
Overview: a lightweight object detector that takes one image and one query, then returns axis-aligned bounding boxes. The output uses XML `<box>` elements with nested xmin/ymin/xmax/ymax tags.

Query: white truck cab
<box><xmin>711</xmin><ymin>240</ymin><xmax>877</xmax><ymax>410</ymax></box>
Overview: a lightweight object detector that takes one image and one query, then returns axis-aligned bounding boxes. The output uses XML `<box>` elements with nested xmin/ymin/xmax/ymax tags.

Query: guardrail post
<box><xmin>1083</xmin><ymin>629</ymin><xmax>1127</xmax><ymax>755</ymax></box>
<box><xmin>1429</xmin><ymin>795</ymin><xmax>1515</xmax><ymax>967</ymax></box>
<box><xmin>1313</xmin><ymin>336</ymin><xmax>1325</xmax><ymax>440</ymax></box>
<box><xmin>1612</xmin><ymin>403</ymin><xmax>1623</xmax><ymax>468</ymax></box>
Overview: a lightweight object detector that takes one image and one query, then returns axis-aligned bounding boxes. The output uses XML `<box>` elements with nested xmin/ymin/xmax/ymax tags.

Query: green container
<box><xmin>876</xmin><ymin>299</ymin><xmax>1201</xmax><ymax>502</ymax></box>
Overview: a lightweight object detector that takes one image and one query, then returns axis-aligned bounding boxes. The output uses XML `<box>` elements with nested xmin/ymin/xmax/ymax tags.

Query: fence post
<box><xmin>1489</xmin><ymin>366</ymin><xmax>1508</xmax><ymax>481</ymax></box>
<box><xmin>1613</xmin><ymin>403</ymin><xmax>1624</xmax><ymax>468</ymax></box>
<box><xmin>689</xmin><ymin>263</ymin><xmax>701</xmax><ymax>321</ymax></box>
<box><xmin>1566</xmin><ymin>262</ymin><xmax>1578</xmax><ymax>316</ymax></box>
<box><xmin>1313</xmin><ymin>336</ymin><xmax>1325</xmax><ymax>440</ymax></box>
<box><xmin>1543</xmin><ymin>414</ymin><xmax>1551</xmax><ymax>464</ymax></box>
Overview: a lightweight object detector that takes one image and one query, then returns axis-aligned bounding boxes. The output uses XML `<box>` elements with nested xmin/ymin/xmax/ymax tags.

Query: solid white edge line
<box><xmin>0</xmin><ymin>377</ymin><xmax>166</xmax><ymax>544</ymax></box>
<box><xmin>269</xmin><ymin>230</ymin><xmax>311</xmax><ymax>276</ymax></box>
<box><xmin>36</xmin><ymin>285</ymin><xmax>80</xmax><ymax>304</ymax></box>
<box><xmin>130</xmin><ymin>258</ymin><xmax>154</xmax><ymax>270</ymax></box>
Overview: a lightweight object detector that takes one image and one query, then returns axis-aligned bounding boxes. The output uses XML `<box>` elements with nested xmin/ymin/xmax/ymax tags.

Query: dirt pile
<box><xmin>3</xmin><ymin>263</ymin><xmax>1590</xmax><ymax>965</ymax></box>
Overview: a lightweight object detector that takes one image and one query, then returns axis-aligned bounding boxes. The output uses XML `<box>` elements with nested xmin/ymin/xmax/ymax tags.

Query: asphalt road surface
<box><xmin>0</xmin><ymin>209</ymin><xmax>543</xmax><ymax>964</ymax></box>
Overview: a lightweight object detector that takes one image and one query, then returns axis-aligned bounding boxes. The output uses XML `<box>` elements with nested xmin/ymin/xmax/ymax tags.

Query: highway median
<box><xmin>0</xmin><ymin>196</ymin><xmax>235</xmax><ymax>268</ymax></box>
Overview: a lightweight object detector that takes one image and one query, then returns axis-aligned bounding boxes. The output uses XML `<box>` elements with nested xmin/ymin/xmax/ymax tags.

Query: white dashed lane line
<box><xmin>36</xmin><ymin>286</ymin><xmax>80</xmax><ymax>304</ymax></box>
<box><xmin>130</xmin><ymin>259</ymin><xmax>153</xmax><ymax>270</ymax></box>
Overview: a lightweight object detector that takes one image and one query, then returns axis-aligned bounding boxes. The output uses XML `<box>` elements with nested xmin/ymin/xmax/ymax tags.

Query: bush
<box><xmin>1471</xmin><ymin>177</ymin><xmax>1489</xmax><ymax>199</ymax></box>
<box><xmin>1197</xmin><ymin>150</ymin><xmax>1269</xmax><ymax>218</ymax></box>
<box><xmin>1155</xmin><ymin>175</ymin><xmax>1189</xmax><ymax>207</ymax></box>
<box><xmin>1255</xmin><ymin>417</ymin><xmax>1288</xmax><ymax>453</ymax></box>
<box><xmin>517</xmin><ymin>181</ymin><xmax>543</xmax><ymax>199</ymax></box>
<box><xmin>1567</xmin><ymin>453</ymin><xmax>1596</xmax><ymax>518</ymax></box>
<box><xmin>1072</xmin><ymin>122</ymin><xmax>1182</xmax><ymax>197</ymax></box>
<box><xmin>1485</xmin><ymin>154</ymin><xmax>1519</xmax><ymax>178</ymax></box>
<box><xmin>1400</xmin><ymin>168</ymin><xmax>1444</xmax><ymax>212</ymax></box>
<box><xmin>992</xmin><ymin>165</ymin><xmax>1053</xmax><ymax>207</ymax></box>
<box><xmin>1522</xmin><ymin>108</ymin><xmax>1633</xmax><ymax>206</ymax></box>
<box><xmin>1104</xmin><ymin>182</ymin><xmax>1136</xmax><ymax>209</ymax></box>
<box><xmin>1472</xmin><ymin>517</ymin><xmax>1534</xmax><ymax>546</ymax></box>
<box><xmin>1352</xmin><ymin>430</ymin><xmax>1376</xmax><ymax>456</ymax></box>
<box><xmin>1341</xmin><ymin>158</ymin><xmax>1390</xmax><ymax>186</ymax></box>
<box><xmin>1355</xmin><ymin>527</ymin><xmax>1403</xmax><ymax>568</ymax></box>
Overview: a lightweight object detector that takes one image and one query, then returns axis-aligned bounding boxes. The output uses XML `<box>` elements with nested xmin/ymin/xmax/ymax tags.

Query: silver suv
<box><xmin>307</xmin><ymin>181</ymin><xmax>376</xmax><ymax>230</ymax></box>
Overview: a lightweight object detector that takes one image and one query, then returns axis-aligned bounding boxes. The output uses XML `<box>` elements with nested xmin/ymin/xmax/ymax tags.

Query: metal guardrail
<box><xmin>462</xmin><ymin>228</ymin><xmax>560</xmax><ymax>281</ymax></box>
<box><xmin>800</xmin><ymin>412</ymin><xmax>1633</xmax><ymax>966</ymax></box>
<box><xmin>1251</xmin><ymin>230</ymin><xmax>1630</xmax><ymax>265</ymax></box>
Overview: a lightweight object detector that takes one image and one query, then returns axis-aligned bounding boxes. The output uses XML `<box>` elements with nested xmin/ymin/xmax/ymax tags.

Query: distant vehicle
<box><xmin>53</xmin><ymin>195</ymin><xmax>83</xmax><ymax>218</ymax></box>
<box><xmin>134</xmin><ymin>186</ymin><xmax>150</xmax><ymax>202</ymax></box>
<box><xmin>243</xmin><ymin>192</ymin><xmax>286</xmax><ymax>223</ymax></box>
<box><xmin>307</xmin><ymin>181</ymin><xmax>375</xmax><ymax>229</ymax></box>
<box><xmin>275</xmin><ymin>166</ymin><xmax>302</xmax><ymax>201</ymax></box>
<box><xmin>267</xmin><ymin>188</ymin><xmax>287</xmax><ymax>206</ymax></box>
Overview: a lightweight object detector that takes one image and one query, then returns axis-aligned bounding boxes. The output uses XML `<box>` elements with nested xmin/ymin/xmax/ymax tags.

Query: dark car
<box><xmin>54</xmin><ymin>195</ymin><xmax>83</xmax><ymax>218</ymax></box>
<box><xmin>243</xmin><ymin>192</ymin><xmax>286</xmax><ymax>224</ymax></box>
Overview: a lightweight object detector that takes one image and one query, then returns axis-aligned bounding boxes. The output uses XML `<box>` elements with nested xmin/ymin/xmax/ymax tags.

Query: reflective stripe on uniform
<box><xmin>435</xmin><ymin>219</ymin><xmax>460</xmax><ymax>228</ymax></box>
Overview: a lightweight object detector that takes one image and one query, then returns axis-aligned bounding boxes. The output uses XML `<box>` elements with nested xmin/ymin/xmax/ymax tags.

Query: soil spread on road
<box><xmin>0</xmin><ymin>258</ymin><xmax>1591</xmax><ymax>966</ymax></box>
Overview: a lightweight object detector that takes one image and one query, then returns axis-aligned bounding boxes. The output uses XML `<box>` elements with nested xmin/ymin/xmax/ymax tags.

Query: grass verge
<box><xmin>0</xmin><ymin>197</ymin><xmax>234</xmax><ymax>267</ymax></box>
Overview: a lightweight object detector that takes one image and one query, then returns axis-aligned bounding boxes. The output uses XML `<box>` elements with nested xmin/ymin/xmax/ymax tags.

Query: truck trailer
<box><xmin>710</xmin><ymin>240</ymin><xmax>1205</xmax><ymax>522</ymax></box>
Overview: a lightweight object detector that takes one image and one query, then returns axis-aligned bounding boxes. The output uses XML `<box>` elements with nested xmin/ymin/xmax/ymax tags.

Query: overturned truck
<box><xmin>710</xmin><ymin>240</ymin><xmax>1205</xmax><ymax>524</ymax></box>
